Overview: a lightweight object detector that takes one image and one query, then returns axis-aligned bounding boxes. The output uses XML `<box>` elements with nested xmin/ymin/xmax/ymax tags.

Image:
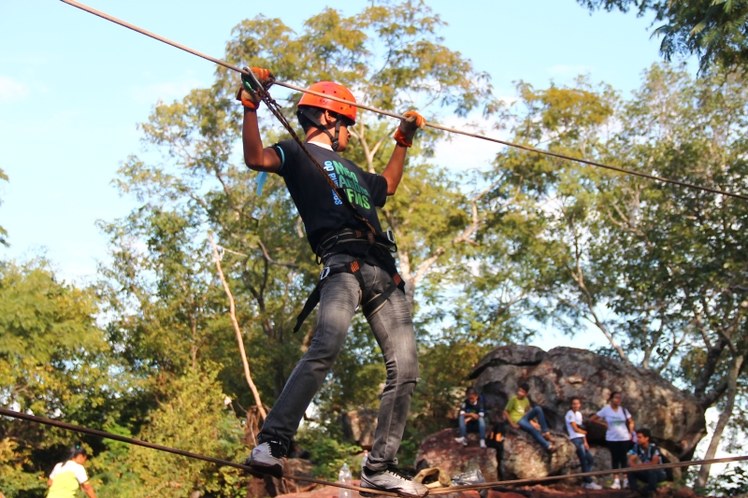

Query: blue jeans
<box><xmin>628</xmin><ymin>469</ymin><xmax>666</xmax><ymax>493</ymax></box>
<box><xmin>259</xmin><ymin>254</ymin><xmax>418</xmax><ymax>472</ymax></box>
<box><xmin>458</xmin><ymin>415</ymin><xmax>486</xmax><ymax>439</ymax></box>
<box><xmin>571</xmin><ymin>437</ymin><xmax>594</xmax><ymax>483</ymax></box>
<box><xmin>518</xmin><ymin>406</ymin><xmax>551</xmax><ymax>450</ymax></box>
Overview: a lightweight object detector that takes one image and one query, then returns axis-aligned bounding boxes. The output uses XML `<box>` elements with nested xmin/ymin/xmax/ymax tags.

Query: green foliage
<box><xmin>480</xmin><ymin>63</ymin><xmax>747</xmax><ymax>486</ymax></box>
<box><xmin>578</xmin><ymin>0</ymin><xmax>748</xmax><ymax>73</ymax></box>
<box><xmin>295</xmin><ymin>428</ymin><xmax>361</xmax><ymax>480</ymax></box>
<box><xmin>98</xmin><ymin>0</ymin><xmax>501</xmax><ymax>464</ymax></box>
<box><xmin>0</xmin><ymin>259</ymin><xmax>124</xmax><ymax>495</ymax></box>
<box><xmin>410</xmin><ymin>339</ymin><xmax>492</xmax><ymax>437</ymax></box>
<box><xmin>108</xmin><ymin>367</ymin><xmax>246</xmax><ymax>498</ymax></box>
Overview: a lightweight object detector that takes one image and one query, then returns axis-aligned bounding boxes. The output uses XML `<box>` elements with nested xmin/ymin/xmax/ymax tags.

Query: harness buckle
<box><xmin>320</xmin><ymin>266</ymin><xmax>331</xmax><ymax>280</ymax></box>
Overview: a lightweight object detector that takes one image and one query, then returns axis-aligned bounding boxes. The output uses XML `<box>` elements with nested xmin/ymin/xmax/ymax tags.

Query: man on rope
<box><xmin>237</xmin><ymin>67</ymin><xmax>428</xmax><ymax>498</ymax></box>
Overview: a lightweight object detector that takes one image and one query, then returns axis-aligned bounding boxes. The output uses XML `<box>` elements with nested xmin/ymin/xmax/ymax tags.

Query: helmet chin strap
<box><xmin>300</xmin><ymin>108</ymin><xmax>343</xmax><ymax>151</ymax></box>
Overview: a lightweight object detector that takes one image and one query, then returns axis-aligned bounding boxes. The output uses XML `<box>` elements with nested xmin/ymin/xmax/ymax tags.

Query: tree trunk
<box><xmin>695</xmin><ymin>352</ymin><xmax>744</xmax><ymax>488</ymax></box>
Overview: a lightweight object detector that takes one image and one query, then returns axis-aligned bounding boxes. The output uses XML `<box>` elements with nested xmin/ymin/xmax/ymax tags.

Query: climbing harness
<box><xmin>60</xmin><ymin>0</ymin><xmax>748</xmax><ymax>202</ymax></box>
<box><xmin>293</xmin><ymin>228</ymin><xmax>405</xmax><ymax>332</ymax></box>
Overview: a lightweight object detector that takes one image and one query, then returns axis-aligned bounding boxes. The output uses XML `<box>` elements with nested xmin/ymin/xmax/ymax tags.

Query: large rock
<box><xmin>415</xmin><ymin>429</ymin><xmax>500</xmax><ymax>481</ymax></box>
<box><xmin>470</xmin><ymin>345</ymin><xmax>705</xmax><ymax>457</ymax></box>
<box><xmin>415</xmin><ymin>426</ymin><xmax>583</xmax><ymax>482</ymax></box>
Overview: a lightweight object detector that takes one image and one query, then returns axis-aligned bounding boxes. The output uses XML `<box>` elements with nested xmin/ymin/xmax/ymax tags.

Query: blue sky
<box><xmin>0</xmin><ymin>0</ymin><xmax>672</xmax><ymax>285</ymax></box>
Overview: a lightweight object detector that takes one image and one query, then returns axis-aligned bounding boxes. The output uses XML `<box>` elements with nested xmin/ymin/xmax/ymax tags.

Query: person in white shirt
<box><xmin>46</xmin><ymin>445</ymin><xmax>96</xmax><ymax>498</ymax></box>
<box><xmin>565</xmin><ymin>397</ymin><xmax>602</xmax><ymax>490</ymax></box>
<box><xmin>590</xmin><ymin>391</ymin><xmax>635</xmax><ymax>489</ymax></box>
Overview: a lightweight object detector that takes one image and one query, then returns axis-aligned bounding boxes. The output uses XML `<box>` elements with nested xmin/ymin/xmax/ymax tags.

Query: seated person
<box><xmin>454</xmin><ymin>387</ymin><xmax>487</xmax><ymax>448</ymax></box>
<box><xmin>627</xmin><ymin>428</ymin><xmax>666</xmax><ymax>497</ymax></box>
<box><xmin>503</xmin><ymin>382</ymin><xmax>555</xmax><ymax>453</ymax></box>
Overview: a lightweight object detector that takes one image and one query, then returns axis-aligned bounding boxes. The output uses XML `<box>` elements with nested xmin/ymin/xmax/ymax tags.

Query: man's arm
<box><xmin>242</xmin><ymin>109</ymin><xmax>282</xmax><ymax>172</ymax></box>
<box><xmin>589</xmin><ymin>414</ymin><xmax>607</xmax><ymax>428</ymax></box>
<box><xmin>81</xmin><ymin>481</ymin><xmax>97</xmax><ymax>498</ymax></box>
<box><xmin>237</xmin><ymin>67</ymin><xmax>281</xmax><ymax>173</ymax></box>
<box><xmin>570</xmin><ymin>420</ymin><xmax>587</xmax><ymax>434</ymax></box>
<box><xmin>381</xmin><ymin>111</ymin><xmax>425</xmax><ymax>195</ymax></box>
<box><xmin>502</xmin><ymin>410</ymin><xmax>516</xmax><ymax>428</ymax></box>
<box><xmin>381</xmin><ymin>144</ymin><xmax>407</xmax><ymax>195</ymax></box>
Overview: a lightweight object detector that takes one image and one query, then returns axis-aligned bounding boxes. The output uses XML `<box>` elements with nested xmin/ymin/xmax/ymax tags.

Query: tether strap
<box><xmin>293</xmin><ymin>259</ymin><xmax>404</xmax><ymax>333</ymax></box>
<box><xmin>293</xmin><ymin>260</ymin><xmax>364</xmax><ymax>333</ymax></box>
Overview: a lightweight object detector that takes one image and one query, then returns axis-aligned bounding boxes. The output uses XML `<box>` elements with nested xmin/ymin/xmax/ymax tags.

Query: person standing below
<box><xmin>590</xmin><ymin>391</ymin><xmax>635</xmax><ymax>489</ymax></box>
<box><xmin>454</xmin><ymin>387</ymin><xmax>487</xmax><ymax>448</ymax></box>
<box><xmin>565</xmin><ymin>397</ymin><xmax>602</xmax><ymax>490</ymax></box>
<box><xmin>238</xmin><ymin>68</ymin><xmax>428</xmax><ymax>498</ymax></box>
<box><xmin>46</xmin><ymin>445</ymin><xmax>97</xmax><ymax>498</ymax></box>
<box><xmin>503</xmin><ymin>382</ymin><xmax>556</xmax><ymax>453</ymax></box>
<box><xmin>627</xmin><ymin>428</ymin><xmax>666</xmax><ymax>497</ymax></box>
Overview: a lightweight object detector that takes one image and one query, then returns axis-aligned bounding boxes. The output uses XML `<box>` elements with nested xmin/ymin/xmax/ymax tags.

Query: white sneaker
<box><xmin>479</xmin><ymin>439</ymin><xmax>487</xmax><ymax>448</ymax></box>
<box><xmin>610</xmin><ymin>479</ymin><xmax>621</xmax><ymax>489</ymax></box>
<box><xmin>623</xmin><ymin>478</ymin><xmax>630</xmax><ymax>489</ymax></box>
<box><xmin>361</xmin><ymin>466</ymin><xmax>429</xmax><ymax>498</ymax></box>
<box><xmin>454</xmin><ymin>436</ymin><xmax>467</xmax><ymax>446</ymax></box>
<box><xmin>583</xmin><ymin>482</ymin><xmax>603</xmax><ymax>490</ymax></box>
<box><xmin>244</xmin><ymin>440</ymin><xmax>286</xmax><ymax>478</ymax></box>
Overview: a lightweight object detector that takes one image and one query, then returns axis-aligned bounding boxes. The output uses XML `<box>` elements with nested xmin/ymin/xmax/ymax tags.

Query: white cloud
<box><xmin>0</xmin><ymin>76</ymin><xmax>30</xmax><ymax>102</ymax></box>
<box><xmin>431</xmin><ymin>113</ymin><xmax>509</xmax><ymax>173</ymax></box>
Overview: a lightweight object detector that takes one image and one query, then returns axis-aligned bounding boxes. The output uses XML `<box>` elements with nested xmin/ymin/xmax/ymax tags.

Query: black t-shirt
<box><xmin>272</xmin><ymin>139</ymin><xmax>388</xmax><ymax>252</ymax></box>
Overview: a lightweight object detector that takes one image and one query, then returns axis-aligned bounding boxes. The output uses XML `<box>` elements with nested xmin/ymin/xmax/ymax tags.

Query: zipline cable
<box><xmin>60</xmin><ymin>0</ymin><xmax>748</xmax><ymax>203</ymax></box>
<box><xmin>3</xmin><ymin>406</ymin><xmax>747</xmax><ymax>495</ymax></box>
<box><xmin>0</xmin><ymin>406</ymin><xmax>393</xmax><ymax>496</ymax></box>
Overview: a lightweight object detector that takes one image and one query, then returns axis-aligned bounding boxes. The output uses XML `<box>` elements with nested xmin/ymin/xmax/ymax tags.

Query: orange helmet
<box><xmin>298</xmin><ymin>81</ymin><xmax>357</xmax><ymax>125</ymax></box>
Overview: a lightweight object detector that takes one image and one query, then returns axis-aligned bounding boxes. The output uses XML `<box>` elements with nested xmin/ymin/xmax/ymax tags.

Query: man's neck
<box><xmin>308</xmin><ymin>139</ymin><xmax>333</xmax><ymax>151</ymax></box>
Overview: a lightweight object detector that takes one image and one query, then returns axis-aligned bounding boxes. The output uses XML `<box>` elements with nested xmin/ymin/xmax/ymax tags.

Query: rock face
<box><xmin>417</xmin><ymin>345</ymin><xmax>705</xmax><ymax>482</ymax></box>
<box><xmin>469</xmin><ymin>346</ymin><xmax>705</xmax><ymax>456</ymax></box>
<box><xmin>416</xmin><ymin>429</ymin><xmax>501</xmax><ymax>481</ymax></box>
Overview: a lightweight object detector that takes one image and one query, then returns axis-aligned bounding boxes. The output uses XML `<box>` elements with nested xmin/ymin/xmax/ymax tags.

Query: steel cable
<box><xmin>60</xmin><ymin>0</ymin><xmax>748</xmax><ymax>202</ymax></box>
<box><xmin>4</xmin><ymin>406</ymin><xmax>747</xmax><ymax>496</ymax></box>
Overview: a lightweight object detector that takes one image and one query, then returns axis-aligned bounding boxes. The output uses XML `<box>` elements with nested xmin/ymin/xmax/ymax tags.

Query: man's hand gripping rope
<box><xmin>236</xmin><ymin>66</ymin><xmax>275</xmax><ymax>110</ymax></box>
<box><xmin>393</xmin><ymin>110</ymin><xmax>426</xmax><ymax>147</ymax></box>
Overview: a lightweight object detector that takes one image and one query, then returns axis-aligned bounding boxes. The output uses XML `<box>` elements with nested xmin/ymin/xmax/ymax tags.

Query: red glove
<box><xmin>393</xmin><ymin>110</ymin><xmax>426</xmax><ymax>147</ymax></box>
<box><xmin>236</xmin><ymin>67</ymin><xmax>274</xmax><ymax>110</ymax></box>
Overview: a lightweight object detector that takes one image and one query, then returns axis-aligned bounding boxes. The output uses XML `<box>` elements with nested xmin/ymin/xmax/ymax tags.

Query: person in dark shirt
<box><xmin>238</xmin><ymin>68</ymin><xmax>427</xmax><ymax>498</ymax></box>
<box><xmin>454</xmin><ymin>387</ymin><xmax>487</xmax><ymax>448</ymax></box>
<box><xmin>627</xmin><ymin>428</ymin><xmax>666</xmax><ymax>497</ymax></box>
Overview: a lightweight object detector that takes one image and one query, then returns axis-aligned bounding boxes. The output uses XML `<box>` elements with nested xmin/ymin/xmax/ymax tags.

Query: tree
<box><xmin>578</xmin><ymin>0</ymin><xmax>748</xmax><ymax>73</ymax></box>
<box><xmin>103</xmin><ymin>0</ymin><xmax>501</xmax><ymax>454</ymax></box>
<box><xmin>0</xmin><ymin>260</ymin><xmax>118</xmax><ymax>496</ymax></box>
<box><xmin>117</xmin><ymin>368</ymin><xmax>246</xmax><ymax>498</ymax></box>
<box><xmin>479</xmin><ymin>64</ymin><xmax>747</xmax><ymax>487</ymax></box>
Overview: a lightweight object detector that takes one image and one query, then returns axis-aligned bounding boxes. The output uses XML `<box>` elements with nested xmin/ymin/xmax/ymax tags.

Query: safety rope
<box><xmin>4</xmin><ymin>406</ymin><xmax>747</xmax><ymax>496</ymax></box>
<box><xmin>0</xmin><ymin>407</ymin><xmax>388</xmax><ymax>496</ymax></box>
<box><xmin>60</xmin><ymin>0</ymin><xmax>748</xmax><ymax>203</ymax></box>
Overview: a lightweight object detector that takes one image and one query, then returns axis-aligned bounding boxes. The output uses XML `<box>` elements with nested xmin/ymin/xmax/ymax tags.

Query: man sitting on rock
<box><xmin>503</xmin><ymin>382</ymin><xmax>556</xmax><ymax>453</ymax></box>
<box><xmin>627</xmin><ymin>428</ymin><xmax>666</xmax><ymax>497</ymax></box>
<box><xmin>454</xmin><ymin>387</ymin><xmax>487</xmax><ymax>448</ymax></box>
